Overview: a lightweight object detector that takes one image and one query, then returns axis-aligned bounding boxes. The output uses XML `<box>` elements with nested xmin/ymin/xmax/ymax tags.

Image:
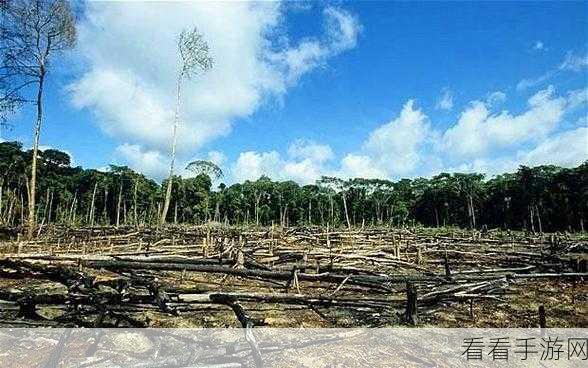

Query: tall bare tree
<box><xmin>160</xmin><ymin>27</ymin><xmax>213</xmax><ymax>225</ymax></box>
<box><xmin>0</xmin><ymin>0</ymin><xmax>76</xmax><ymax>238</ymax></box>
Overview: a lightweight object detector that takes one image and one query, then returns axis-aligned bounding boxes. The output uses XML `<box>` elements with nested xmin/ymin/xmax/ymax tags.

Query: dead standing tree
<box><xmin>0</xmin><ymin>0</ymin><xmax>76</xmax><ymax>238</ymax></box>
<box><xmin>160</xmin><ymin>28</ymin><xmax>213</xmax><ymax>226</ymax></box>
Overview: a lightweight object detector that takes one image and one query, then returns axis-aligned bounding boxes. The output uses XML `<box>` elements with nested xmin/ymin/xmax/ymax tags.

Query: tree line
<box><xmin>1</xmin><ymin>141</ymin><xmax>586</xmax><ymax>232</ymax></box>
<box><xmin>1</xmin><ymin>1</ymin><xmax>586</xmax><ymax>236</ymax></box>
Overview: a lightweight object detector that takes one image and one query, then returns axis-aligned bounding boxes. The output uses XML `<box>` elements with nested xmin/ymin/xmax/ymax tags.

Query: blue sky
<box><xmin>2</xmin><ymin>1</ymin><xmax>587</xmax><ymax>184</ymax></box>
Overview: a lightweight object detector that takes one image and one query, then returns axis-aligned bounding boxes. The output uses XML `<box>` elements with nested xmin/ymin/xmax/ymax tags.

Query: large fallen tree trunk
<box><xmin>174</xmin><ymin>291</ymin><xmax>404</xmax><ymax>308</ymax></box>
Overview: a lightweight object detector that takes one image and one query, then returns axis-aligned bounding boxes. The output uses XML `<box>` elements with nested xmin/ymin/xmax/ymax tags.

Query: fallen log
<box><xmin>83</xmin><ymin>259</ymin><xmax>429</xmax><ymax>290</ymax></box>
<box><xmin>175</xmin><ymin>291</ymin><xmax>403</xmax><ymax>308</ymax></box>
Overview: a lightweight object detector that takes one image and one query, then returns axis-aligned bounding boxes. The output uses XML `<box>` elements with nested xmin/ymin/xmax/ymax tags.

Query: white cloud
<box><xmin>115</xmin><ymin>144</ymin><xmax>231</xmax><ymax>182</ymax></box>
<box><xmin>447</xmin><ymin>127</ymin><xmax>588</xmax><ymax>176</ymax></box>
<box><xmin>362</xmin><ymin>100</ymin><xmax>432</xmax><ymax>176</ymax></box>
<box><xmin>232</xmin><ymin>151</ymin><xmax>282</xmax><ymax>182</ymax></box>
<box><xmin>338</xmin><ymin>154</ymin><xmax>387</xmax><ymax>179</ymax></box>
<box><xmin>287</xmin><ymin>139</ymin><xmax>334</xmax><ymax>163</ymax></box>
<box><xmin>231</xmin><ymin>140</ymin><xmax>336</xmax><ymax>184</ymax></box>
<box><xmin>442</xmin><ymin>86</ymin><xmax>567</xmax><ymax>159</ymax></box>
<box><xmin>226</xmin><ymin>85</ymin><xmax>587</xmax><ymax>184</ymax></box>
<box><xmin>486</xmin><ymin>91</ymin><xmax>507</xmax><ymax>106</ymax></box>
<box><xmin>533</xmin><ymin>41</ymin><xmax>544</xmax><ymax>51</ymax></box>
<box><xmin>332</xmin><ymin>86</ymin><xmax>586</xmax><ymax>181</ymax></box>
<box><xmin>567</xmin><ymin>87</ymin><xmax>588</xmax><ymax>110</ymax></box>
<box><xmin>516</xmin><ymin>71</ymin><xmax>556</xmax><ymax>92</ymax></box>
<box><xmin>517</xmin><ymin>51</ymin><xmax>587</xmax><ymax>91</ymax></box>
<box><xmin>282</xmin><ymin>158</ymin><xmax>325</xmax><ymax>184</ymax></box>
<box><xmin>71</xmin><ymin>2</ymin><xmax>360</xmax><ymax>174</ymax></box>
<box><xmin>206</xmin><ymin>151</ymin><xmax>227</xmax><ymax>167</ymax></box>
<box><xmin>115</xmin><ymin>143</ymin><xmax>169</xmax><ymax>180</ymax></box>
<box><xmin>559</xmin><ymin>51</ymin><xmax>588</xmax><ymax>72</ymax></box>
<box><xmin>324</xmin><ymin>7</ymin><xmax>361</xmax><ymax>52</ymax></box>
<box><xmin>268</xmin><ymin>6</ymin><xmax>361</xmax><ymax>84</ymax></box>
<box><xmin>436</xmin><ymin>88</ymin><xmax>454</xmax><ymax>111</ymax></box>
<box><xmin>521</xmin><ymin>127</ymin><xmax>587</xmax><ymax>167</ymax></box>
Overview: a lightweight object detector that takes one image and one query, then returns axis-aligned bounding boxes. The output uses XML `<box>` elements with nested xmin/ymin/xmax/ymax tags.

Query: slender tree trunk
<box><xmin>0</xmin><ymin>183</ymin><xmax>3</xmax><ymax>224</ymax></box>
<box><xmin>342</xmin><ymin>193</ymin><xmax>351</xmax><ymax>230</ymax></box>
<box><xmin>27</xmin><ymin>70</ymin><xmax>45</xmax><ymax>239</ymax></box>
<box><xmin>535</xmin><ymin>204</ymin><xmax>542</xmax><ymax>233</ymax></box>
<box><xmin>133</xmin><ymin>179</ymin><xmax>138</xmax><ymax>227</ymax></box>
<box><xmin>89</xmin><ymin>182</ymin><xmax>98</xmax><ymax>226</ymax></box>
<box><xmin>255</xmin><ymin>193</ymin><xmax>261</xmax><ymax>226</ymax></box>
<box><xmin>40</xmin><ymin>190</ymin><xmax>49</xmax><ymax>227</ymax></box>
<box><xmin>329</xmin><ymin>195</ymin><xmax>334</xmax><ymax>225</ymax></box>
<box><xmin>529</xmin><ymin>205</ymin><xmax>535</xmax><ymax>233</ymax></box>
<box><xmin>160</xmin><ymin>73</ymin><xmax>183</xmax><ymax>225</ymax></box>
<box><xmin>20</xmin><ymin>192</ymin><xmax>24</xmax><ymax>226</ymax></box>
<box><xmin>116</xmin><ymin>180</ymin><xmax>123</xmax><ymax>227</ymax></box>
<box><xmin>214</xmin><ymin>201</ymin><xmax>220</xmax><ymax>222</ymax></box>
<box><xmin>7</xmin><ymin>195</ymin><xmax>14</xmax><ymax>226</ymax></box>
<box><xmin>103</xmin><ymin>188</ymin><xmax>108</xmax><ymax>224</ymax></box>
<box><xmin>69</xmin><ymin>192</ymin><xmax>77</xmax><ymax>225</ymax></box>
<box><xmin>283</xmin><ymin>205</ymin><xmax>288</xmax><ymax>228</ymax></box>
<box><xmin>470</xmin><ymin>195</ymin><xmax>476</xmax><ymax>229</ymax></box>
<box><xmin>47</xmin><ymin>190</ymin><xmax>53</xmax><ymax>224</ymax></box>
<box><xmin>174</xmin><ymin>202</ymin><xmax>178</xmax><ymax>224</ymax></box>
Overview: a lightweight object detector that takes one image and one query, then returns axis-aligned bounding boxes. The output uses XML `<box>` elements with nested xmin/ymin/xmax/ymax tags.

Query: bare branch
<box><xmin>178</xmin><ymin>26</ymin><xmax>213</xmax><ymax>79</ymax></box>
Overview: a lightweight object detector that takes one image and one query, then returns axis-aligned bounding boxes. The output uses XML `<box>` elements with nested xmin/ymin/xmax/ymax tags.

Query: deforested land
<box><xmin>0</xmin><ymin>142</ymin><xmax>587</xmax><ymax>328</ymax></box>
<box><xmin>0</xmin><ymin>225</ymin><xmax>586</xmax><ymax>328</ymax></box>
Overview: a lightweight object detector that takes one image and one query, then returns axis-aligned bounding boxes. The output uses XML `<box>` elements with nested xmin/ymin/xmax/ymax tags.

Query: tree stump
<box><xmin>404</xmin><ymin>282</ymin><xmax>418</xmax><ymax>325</ymax></box>
<box><xmin>538</xmin><ymin>305</ymin><xmax>546</xmax><ymax>328</ymax></box>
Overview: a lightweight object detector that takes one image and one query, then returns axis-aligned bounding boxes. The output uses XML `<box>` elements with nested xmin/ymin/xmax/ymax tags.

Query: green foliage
<box><xmin>0</xmin><ymin>140</ymin><xmax>586</xmax><ymax>231</ymax></box>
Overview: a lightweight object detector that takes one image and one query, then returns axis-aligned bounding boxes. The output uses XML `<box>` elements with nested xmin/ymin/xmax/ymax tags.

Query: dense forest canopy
<box><xmin>0</xmin><ymin>140</ymin><xmax>586</xmax><ymax>232</ymax></box>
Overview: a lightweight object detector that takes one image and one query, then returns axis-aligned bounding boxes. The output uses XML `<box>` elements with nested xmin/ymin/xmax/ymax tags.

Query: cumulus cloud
<box><xmin>115</xmin><ymin>144</ymin><xmax>170</xmax><ymax>180</ymax></box>
<box><xmin>435</xmin><ymin>88</ymin><xmax>454</xmax><ymax>111</ymax></box>
<box><xmin>232</xmin><ymin>151</ymin><xmax>283</xmax><ymax>182</ymax></box>
<box><xmin>338</xmin><ymin>154</ymin><xmax>387</xmax><ymax>179</ymax></box>
<box><xmin>444</xmin><ymin>128</ymin><xmax>588</xmax><ymax>176</ymax></box>
<box><xmin>442</xmin><ymin>86</ymin><xmax>567</xmax><ymax>159</ymax></box>
<box><xmin>231</xmin><ymin>140</ymin><xmax>336</xmax><ymax>184</ymax></box>
<box><xmin>287</xmin><ymin>139</ymin><xmax>334</xmax><ymax>163</ymax></box>
<box><xmin>335</xmin><ymin>86</ymin><xmax>587</xmax><ymax>180</ymax></box>
<box><xmin>361</xmin><ymin>100</ymin><xmax>432</xmax><ymax>176</ymax></box>
<box><xmin>70</xmin><ymin>2</ymin><xmax>360</xmax><ymax>178</ymax></box>
<box><xmin>521</xmin><ymin>127</ymin><xmax>587</xmax><ymax>167</ymax></box>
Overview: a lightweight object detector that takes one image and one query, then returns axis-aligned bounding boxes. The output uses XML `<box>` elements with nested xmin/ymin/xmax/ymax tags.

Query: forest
<box><xmin>1</xmin><ymin>140</ymin><xmax>586</xmax><ymax>233</ymax></box>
